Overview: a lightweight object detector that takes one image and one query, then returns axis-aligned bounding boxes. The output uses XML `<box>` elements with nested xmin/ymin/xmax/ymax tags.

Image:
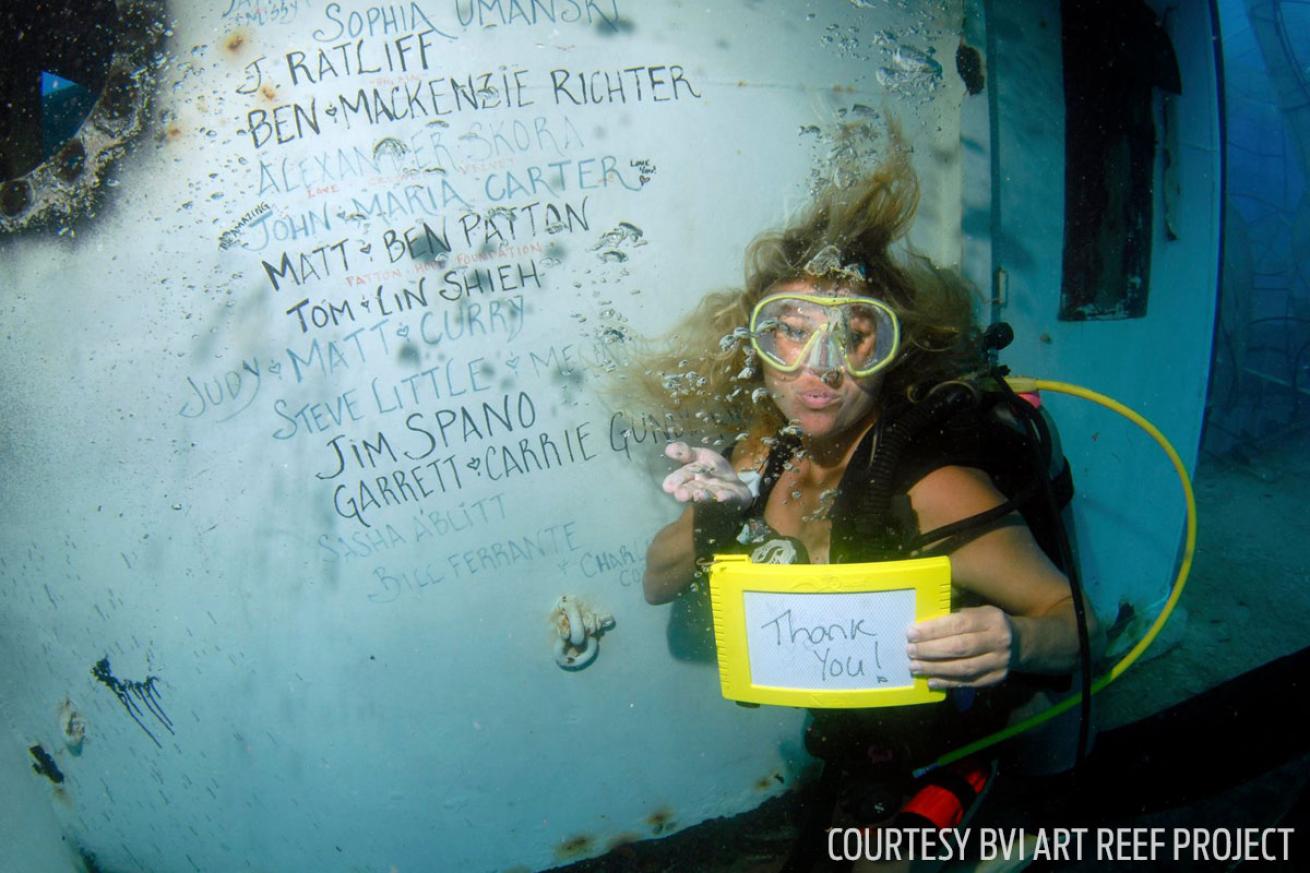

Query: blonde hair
<box><xmin>623</xmin><ymin>140</ymin><xmax>983</xmax><ymax>445</ymax></box>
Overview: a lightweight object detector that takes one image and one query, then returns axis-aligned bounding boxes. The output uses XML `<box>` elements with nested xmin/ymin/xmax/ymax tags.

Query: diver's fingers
<box><xmin>662</xmin><ymin>467</ymin><xmax>749</xmax><ymax>505</ymax></box>
<box><xmin>696</xmin><ymin>478</ymin><xmax>752</xmax><ymax>505</ymax></box>
<box><xmin>661</xmin><ymin>465</ymin><xmax>696</xmax><ymax>494</ymax></box>
<box><xmin>692</xmin><ymin>447</ymin><xmax>735</xmax><ymax>475</ymax></box>
<box><xmin>669</xmin><ymin>477</ymin><xmax>706</xmax><ymax>503</ymax></box>
<box><xmin>665</xmin><ymin>441</ymin><xmax>733</xmax><ymax>475</ymax></box>
<box><xmin>911</xmin><ymin>656</ymin><xmax>1010</xmax><ymax>689</ymax></box>
<box><xmin>664</xmin><ymin>442</ymin><xmax>696</xmax><ymax>464</ymax></box>
<box><xmin>662</xmin><ymin>463</ymin><xmax>720</xmax><ymax>495</ymax></box>
<box><xmin>906</xmin><ymin>630</ymin><xmax>999</xmax><ymax>662</ymax></box>
<box><xmin>909</xmin><ymin>649</ymin><xmax>1010</xmax><ymax>683</ymax></box>
<box><xmin>908</xmin><ymin>607</ymin><xmax>1013</xmax><ymax>652</ymax></box>
<box><xmin>663</xmin><ymin>466</ymin><xmax>713</xmax><ymax>502</ymax></box>
<box><xmin>667</xmin><ymin>473</ymin><xmax>746</xmax><ymax>505</ymax></box>
<box><xmin>663</xmin><ymin>456</ymin><xmax>741</xmax><ymax>492</ymax></box>
<box><xmin>907</xmin><ymin>611</ymin><xmax>974</xmax><ymax>641</ymax></box>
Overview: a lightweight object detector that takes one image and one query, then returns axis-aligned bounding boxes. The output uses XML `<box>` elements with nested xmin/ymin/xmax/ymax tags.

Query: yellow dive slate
<box><xmin>706</xmin><ymin>553</ymin><xmax>952</xmax><ymax>708</ymax></box>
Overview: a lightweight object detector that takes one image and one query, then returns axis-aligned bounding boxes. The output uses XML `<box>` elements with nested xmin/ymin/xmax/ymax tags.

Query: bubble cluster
<box><xmin>661</xmin><ymin>370</ymin><xmax>710</xmax><ymax>399</ymax></box>
<box><xmin>719</xmin><ymin>326</ymin><xmax>751</xmax><ymax>352</ymax></box>
<box><xmin>802</xmin><ymin>488</ymin><xmax>840</xmax><ymax>523</ymax></box>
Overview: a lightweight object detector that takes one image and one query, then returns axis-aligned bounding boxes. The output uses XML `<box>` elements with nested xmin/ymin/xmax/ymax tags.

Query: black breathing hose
<box><xmin>851</xmin><ymin>383</ymin><xmax>981</xmax><ymax>548</ymax></box>
<box><xmin>994</xmin><ymin>377</ymin><xmax>1094</xmax><ymax>770</ymax></box>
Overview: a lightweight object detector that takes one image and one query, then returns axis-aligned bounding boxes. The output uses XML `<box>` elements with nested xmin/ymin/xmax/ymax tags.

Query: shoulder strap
<box><xmin>831</xmin><ymin>385</ymin><xmax>1075</xmax><ymax>565</ymax></box>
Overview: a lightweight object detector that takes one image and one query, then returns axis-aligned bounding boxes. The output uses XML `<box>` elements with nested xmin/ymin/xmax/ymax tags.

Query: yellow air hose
<box><xmin>924</xmin><ymin>377</ymin><xmax>1199</xmax><ymax>771</ymax></box>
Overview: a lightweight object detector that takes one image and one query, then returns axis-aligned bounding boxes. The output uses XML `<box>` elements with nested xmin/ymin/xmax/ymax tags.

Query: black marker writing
<box><xmin>314</xmin><ymin>3</ymin><xmax>455</xmax><ymax>43</ymax></box>
<box><xmin>318</xmin><ymin>431</ymin><xmax>398</xmax><ymax>479</ymax></box>
<box><xmin>91</xmin><ymin>657</ymin><xmax>174</xmax><ymax>748</ymax></box>
<box><xmin>262</xmin><ymin>239</ymin><xmax>350</xmax><ymax>291</ymax></box>
<box><xmin>759</xmin><ymin>609</ymin><xmax>880</xmax><ymax>647</ymax></box>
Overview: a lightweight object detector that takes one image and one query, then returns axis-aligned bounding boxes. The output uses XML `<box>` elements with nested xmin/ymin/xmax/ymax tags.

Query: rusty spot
<box><xmin>554</xmin><ymin>833</ymin><xmax>594</xmax><ymax>860</ymax></box>
<box><xmin>259</xmin><ymin>83</ymin><xmax>278</xmax><ymax>102</ymax></box>
<box><xmin>645</xmin><ymin>806</ymin><xmax>675</xmax><ymax>835</ymax></box>
<box><xmin>956</xmin><ymin>41</ymin><xmax>985</xmax><ymax>95</ymax></box>
<box><xmin>161</xmin><ymin>122</ymin><xmax>183</xmax><ymax>143</ymax></box>
<box><xmin>56</xmin><ymin>139</ymin><xmax>87</xmax><ymax>182</ymax></box>
<box><xmin>224</xmin><ymin>29</ymin><xmax>249</xmax><ymax>54</ymax></box>
<box><xmin>30</xmin><ymin>745</ymin><xmax>64</xmax><ymax>783</ymax></box>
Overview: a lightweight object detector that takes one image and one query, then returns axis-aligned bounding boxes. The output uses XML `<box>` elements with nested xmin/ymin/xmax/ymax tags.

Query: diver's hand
<box><xmin>661</xmin><ymin>442</ymin><xmax>755</xmax><ymax>507</ymax></box>
<box><xmin>906</xmin><ymin>606</ymin><xmax>1016</xmax><ymax>688</ymax></box>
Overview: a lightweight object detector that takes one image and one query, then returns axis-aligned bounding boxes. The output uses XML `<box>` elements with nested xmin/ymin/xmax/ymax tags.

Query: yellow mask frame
<box><xmin>749</xmin><ymin>293</ymin><xmax>902</xmax><ymax>378</ymax></box>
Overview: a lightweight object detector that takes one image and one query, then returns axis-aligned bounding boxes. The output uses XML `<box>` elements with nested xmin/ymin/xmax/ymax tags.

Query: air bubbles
<box><xmin>874</xmin><ymin>44</ymin><xmax>942</xmax><ymax>99</ymax></box>
<box><xmin>779</xmin><ymin>423</ymin><xmax>805</xmax><ymax>440</ymax></box>
<box><xmin>591</xmin><ymin>221</ymin><xmax>646</xmax><ymax>262</ymax></box>
<box><xmin>820</xmin><ymin>22</ymin><xmax>867</xmax><ymax>59</ymax></box>
<box><xmin>802</xmin><ymin>488</ymin><xmax>840</xmax><ymax>522</ymax></box>
<box><xmin>719</xmin><ymin>327</ymin><xmax>750</xmax><ymax>352</ymax></box>
<box><xmin>892</xmin><ymin>45</ymin><xmax>942</xmax><ymax>75</ymax></box>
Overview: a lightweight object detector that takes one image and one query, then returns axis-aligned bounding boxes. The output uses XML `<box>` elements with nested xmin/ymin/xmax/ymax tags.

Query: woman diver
<box><xmin>635</xmin><ymin>141</ymin><xmax>1099</xmax><ymax>871</ymax></box>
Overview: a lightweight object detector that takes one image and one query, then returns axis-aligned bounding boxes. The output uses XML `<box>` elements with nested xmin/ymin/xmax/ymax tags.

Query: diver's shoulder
<box><xmin>906</xmin><ymin>464</ymin><xmax>1007</xmax><ymax>529</ymax></box>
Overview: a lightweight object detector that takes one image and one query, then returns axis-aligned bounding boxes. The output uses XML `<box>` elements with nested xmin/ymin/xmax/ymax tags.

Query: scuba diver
<box><xmin>633</xmin><ymin>140</ymin><xmax>1103</xmax><ymax>871</ymax></box>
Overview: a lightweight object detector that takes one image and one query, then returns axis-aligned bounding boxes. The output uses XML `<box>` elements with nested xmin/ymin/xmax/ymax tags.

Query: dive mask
<box><xmin>749</xmin><ymin>293</ymin><xmax>901</xmax><ymax>378</ymax></box>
